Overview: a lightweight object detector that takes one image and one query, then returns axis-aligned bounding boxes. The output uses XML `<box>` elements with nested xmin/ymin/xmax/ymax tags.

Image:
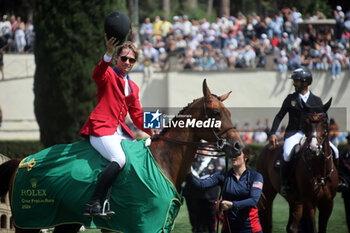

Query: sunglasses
<box><xmin>120</xmin><ymin>56</ymin><xmax>136</xmax><ymax>64</ymax></box>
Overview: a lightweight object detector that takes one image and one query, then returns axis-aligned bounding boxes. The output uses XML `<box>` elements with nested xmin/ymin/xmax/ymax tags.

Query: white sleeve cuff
<box><xmin>103</xmin><ymin>54</ymin><xmax>112</xmax><ymax>62</ymax></box>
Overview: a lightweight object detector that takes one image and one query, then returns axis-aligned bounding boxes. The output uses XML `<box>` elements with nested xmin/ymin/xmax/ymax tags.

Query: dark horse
<box><xmin>0</xmin><ymin>79</ymin><xmax>243</xmax><ymax>233</ymax></box>
<box><xmin>257</xmin><ymin>98</ymin><xmax>338</xmax><ymax>233</ymax></box>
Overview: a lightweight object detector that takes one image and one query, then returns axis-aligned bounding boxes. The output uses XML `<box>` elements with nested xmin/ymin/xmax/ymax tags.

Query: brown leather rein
<box><xmin>152</xmin><ymin>126</ymin><xmax>235</xmax><ymax>155</ymax></box>
<box><xmin>151</xmin><ymin>97</ymin><xmax>236</xmax><ymax>156</ymax></box>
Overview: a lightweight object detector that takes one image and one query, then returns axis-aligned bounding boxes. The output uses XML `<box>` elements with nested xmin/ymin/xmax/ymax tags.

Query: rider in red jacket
<box><xmin>81</xmin><ymin>35</ymin><xmax>151</xmax><ymax>217</ymax></box>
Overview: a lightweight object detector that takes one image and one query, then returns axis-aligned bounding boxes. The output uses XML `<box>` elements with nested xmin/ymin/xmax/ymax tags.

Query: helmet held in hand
<box><xmin>104</xmin><ymin>11</ymin><xmax>131</xmax><ymax>46</ymax></box>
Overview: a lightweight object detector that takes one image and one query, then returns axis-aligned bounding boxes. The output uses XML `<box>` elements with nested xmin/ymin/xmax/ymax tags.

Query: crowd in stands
<box><xmin>0</xmin><ymin>14</ymin><xmax>34</xmax><ymax>53</ymax></box>
<box><xmin>130</xmin><ymin>5</ymin><xmax>350</xmax><ymax>80</ymax></box>
<box><xmin>2</xmin><ymin>6</ymin><xmax>350</xmax><ymax>78</ymax></box>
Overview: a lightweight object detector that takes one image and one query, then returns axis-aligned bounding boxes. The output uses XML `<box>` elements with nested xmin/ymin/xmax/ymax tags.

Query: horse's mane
<box><xmin>156</xmin><ymin>94</ymin><xmax>221</xmax><ymax>137</ymax></box>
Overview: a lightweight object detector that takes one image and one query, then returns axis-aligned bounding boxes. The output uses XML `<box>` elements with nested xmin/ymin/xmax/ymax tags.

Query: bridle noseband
<box><xmin>307</xmin><ymin>129</ymin><xmax>328</xmax><ymax>157</ymax></box>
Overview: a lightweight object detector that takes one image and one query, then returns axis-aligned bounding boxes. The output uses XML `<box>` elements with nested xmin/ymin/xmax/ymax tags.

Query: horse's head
<box><xmin>301</xmin><ymin>98</ymin><xmax>332</xmax><ymax>157</ymax></box>
<box><xmin>193</xmin><ymin>79</ymin><xmax>243</xmax><ymax>157</ymax></box>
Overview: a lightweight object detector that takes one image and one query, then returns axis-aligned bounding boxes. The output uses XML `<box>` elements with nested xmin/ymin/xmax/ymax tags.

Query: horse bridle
<box><xmin>305</xmin><ymin>112</ymin><xmax>329</xmax><ymax>157</ymax></box>
<box><xmin>303</xmin><ymin>112</ymin><xmax>334</xmax><ymax>187</ymax></box>
<box><xmin>201</xmin><ymin>96</ymin><xmax>236</xmax><ymax>149</ymax></box>
<box><xmin>307</xmin><ymin>129</ymin><xmax>328</xmax><ymax>157</ymax></box>
<box><xmin>153</xmin><ymin>96</ymin><xmax>238</xmax><ymax>157</ymax></box>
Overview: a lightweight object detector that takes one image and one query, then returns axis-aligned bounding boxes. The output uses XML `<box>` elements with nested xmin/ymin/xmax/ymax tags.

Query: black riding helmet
<box><xmin>104</xmin><ymin>11</ymin><xmax>131</xmax><ymax>46</ymax></box>
<box><xmin>290</xmin><ymin>67</ymin><xmax>313</xmax><ymax>85</ymax></box>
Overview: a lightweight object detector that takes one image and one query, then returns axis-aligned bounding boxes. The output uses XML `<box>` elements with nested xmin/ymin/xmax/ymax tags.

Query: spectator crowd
<box><xmin>0</xmin><ymin>14</ymin><xmax>34</xmax><ymax>53</ymax></box>
<box><xmin>131</xmin><ymin>5</ymin><xmax>350</xmax><ymax>81</ymax></box>
<box><xmin>2</xmin><ymin>6</ymin><xmax>350</xmax><ymax>79</ymax></box>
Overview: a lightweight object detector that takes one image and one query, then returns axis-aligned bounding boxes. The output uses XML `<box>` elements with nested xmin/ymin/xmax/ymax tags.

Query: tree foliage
<box><xmin>34</xmin><ymin>0</ymin><xmax>127</xmax><ymax>147</ymax></box>
<box><xmin>3</xmin><ymin>0</ymin><xmax>340</xmax><ymax>25</ymax></box>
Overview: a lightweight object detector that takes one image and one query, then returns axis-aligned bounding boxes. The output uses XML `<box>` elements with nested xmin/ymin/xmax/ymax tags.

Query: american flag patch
<box><xmin>252</xmin><ymin>181</ymin><xmax>263</xmax><ymax>189</ymax></box>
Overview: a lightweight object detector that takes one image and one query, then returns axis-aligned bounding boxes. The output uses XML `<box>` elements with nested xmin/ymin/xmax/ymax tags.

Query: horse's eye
<box><xmin>213</xmin><ymin>110</ymin><xmax>221</xmax><ymax>118</ymax></box>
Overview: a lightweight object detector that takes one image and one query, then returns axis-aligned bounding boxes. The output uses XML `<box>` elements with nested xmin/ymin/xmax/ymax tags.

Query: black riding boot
<box><xmin>335</xmin><ymin>158</ymin><xmax>348</xmax><ymax>192</ymax></box>
<box><xmin>83</xmin><ymin>161</ymin><xmax>122</xmax><ymax>217</ymax></box>
<box><xmin>280</xmin><ymin>159</ymin><xmax>292</xmax><ymax>196</ymax></box>
<box><xmin>334</xmin><ymin>158</ymin><xmax>339</xmax><ymax>167</ymax></box>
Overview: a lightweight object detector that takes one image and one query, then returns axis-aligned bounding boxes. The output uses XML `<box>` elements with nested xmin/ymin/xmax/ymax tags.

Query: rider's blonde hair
<box><xmin>116</xmin><ymin>41</ymin><xmax>139</xmax><ymax>61</ymax></box>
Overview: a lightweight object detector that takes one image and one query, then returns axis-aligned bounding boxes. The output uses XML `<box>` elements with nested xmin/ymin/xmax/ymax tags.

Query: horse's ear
<box><xmin>323</xmin><ymin>98</ymin><xmax>332</xmax><ymax>112</ymax></box>
<box><xmin>220</xmin><ymin>91</ymin><xmax>232</xmax><ymax>102</ymax></box>
<box><xmin>202</xmin><ymin>79</ymin><xmax>212</xmax><ymax>100</ymax></box>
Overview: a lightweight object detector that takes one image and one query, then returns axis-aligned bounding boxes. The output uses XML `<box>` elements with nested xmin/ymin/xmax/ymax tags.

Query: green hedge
<box><xmin>246</xmin><ymin>143</ymin><xmax>267</xmax><ymax>169</ymax></box>
<box><xmin>0</xmin><ymin>141</ymin><xmax>347</xmax><ymax>164</ymax></box>
<box><xmin>0</xmin><ymin>141</ymin><xmax>44</xmax><ymax>159</ymax></box>
<box><xmin>0</xmin><ymin>140</ymin><xmax>267</xmax><ymax>162</ymax></box>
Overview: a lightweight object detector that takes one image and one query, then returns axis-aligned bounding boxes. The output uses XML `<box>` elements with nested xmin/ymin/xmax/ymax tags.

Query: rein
<box><xmin>216</xmin><ymin>156</ymin><xmax>232</xmax><ymax>233</ymax></box>
<box><xmin>302</xmin><ymin>151</ymin><xmax>334</xmax><ymax>187</ymax></box>
<box><xmin>152</xmin><ymin>97</ymin><xmax>237</xmax><ymax>155</ymax></box>
<box><xmin>152</xmin><ymin>126</ymin><xmax>235</xmax><ymax>156</ymax></box>
<box><xmin>152</xmin><ymin>134</ymin><xmax>228</xmax><ymax>157</ymax></box>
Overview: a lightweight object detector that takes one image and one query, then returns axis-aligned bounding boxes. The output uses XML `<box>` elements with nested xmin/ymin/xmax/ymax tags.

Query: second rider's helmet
<box><xmin>290</xmin><ymin>67</ymin><xmax>313</xmax><ymax>85</ymax></box>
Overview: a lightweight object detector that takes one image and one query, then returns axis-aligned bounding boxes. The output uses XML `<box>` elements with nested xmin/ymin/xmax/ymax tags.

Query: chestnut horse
<box><xmin>0</xmin><ymin>79</ymin><xmax>243</xmax><ymax>233</ymax></box>
<box><xmin>256</xmin><ymin>98</ymin><xmax>338</xmax><ymax>233</ymax></box>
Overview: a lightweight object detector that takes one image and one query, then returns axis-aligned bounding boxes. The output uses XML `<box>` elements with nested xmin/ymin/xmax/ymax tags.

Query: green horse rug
<box><xmin>11</xmin><ymin>139</ymin><xmax>183</xmax><ymax>233</ymax></box>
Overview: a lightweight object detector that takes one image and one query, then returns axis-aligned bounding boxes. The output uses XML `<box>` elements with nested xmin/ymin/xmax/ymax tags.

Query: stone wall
<box><xmin>0</xmin><ymin>155</ymin><xmax>14</xmax><ymax>232</ymax></box>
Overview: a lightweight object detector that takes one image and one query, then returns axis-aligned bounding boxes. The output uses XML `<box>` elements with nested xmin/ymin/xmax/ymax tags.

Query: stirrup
<box><xmin>99</xmin><ymin>188</ymin><xmax>115</xmax><ymax>219</ymax></box>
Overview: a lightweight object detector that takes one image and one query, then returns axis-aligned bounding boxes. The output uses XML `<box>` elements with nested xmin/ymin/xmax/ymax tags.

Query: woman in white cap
<box><xmin>334</xmin><ymin>5</ymin><xmax>345</xmax><ymax>40</ymax></box>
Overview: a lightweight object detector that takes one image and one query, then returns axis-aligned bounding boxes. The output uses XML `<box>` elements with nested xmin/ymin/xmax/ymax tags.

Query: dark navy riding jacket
<box><xmin>189</xmin><ymin>168</ymin><xmax>263</xmax><ymax>233</ymax></box>
<box><xmin>269</xmin><ymin>91</ymin><xmax>323</xmax><ymax>139</ymax></box>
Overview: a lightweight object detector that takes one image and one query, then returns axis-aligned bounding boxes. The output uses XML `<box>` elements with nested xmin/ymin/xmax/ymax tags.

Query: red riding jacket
<box><xmin>79</xmin><ymin>57</ymin><xmax>151</xmax><ymax>139</ymax></box>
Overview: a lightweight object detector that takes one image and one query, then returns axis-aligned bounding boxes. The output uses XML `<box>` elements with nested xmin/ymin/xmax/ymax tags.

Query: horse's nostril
<box><xmin>234</xmin><ymin>142</ymin><xmax>242</xmax><ymax>151</ymax></box>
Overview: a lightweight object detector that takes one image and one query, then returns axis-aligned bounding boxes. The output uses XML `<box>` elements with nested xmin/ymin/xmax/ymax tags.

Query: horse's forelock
<box><xmin>211</xmin><ymin>94</ymin><xmax>221</xmax><ymax>101</ymax></box>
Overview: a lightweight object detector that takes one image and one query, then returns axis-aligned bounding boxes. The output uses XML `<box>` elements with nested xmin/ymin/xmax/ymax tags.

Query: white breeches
<box><xmin>90</xmin><ymin>131</ymin><xmax>132</xmax><ymax>168</ymax></box>
<box><xmin>283</xmin><ymin>131</ymin><xmax>304</xmax><ymax>162</ymax></box>
<box><xmin>329</xmin><ymin>141</ymin><xmax>339</xmax><ymax>159</ymax></box>
<box><xmin>283</xmin><ymin>131</ymin><xmax>339</xmax><ymax>162</ymax></box>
